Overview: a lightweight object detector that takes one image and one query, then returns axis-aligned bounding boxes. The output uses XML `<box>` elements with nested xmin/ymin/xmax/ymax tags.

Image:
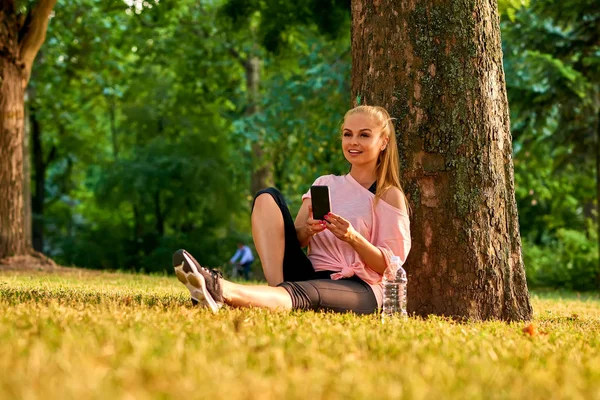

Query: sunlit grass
<box><xmin>1</xmin><ymin>269</ymin><xmax>599</xmax><ymax>400</ymax></box>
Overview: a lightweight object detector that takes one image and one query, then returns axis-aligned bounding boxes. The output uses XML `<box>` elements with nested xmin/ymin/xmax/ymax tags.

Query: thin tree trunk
<box><xmin>596</xmin><ymin>108</ymin><xmax>600</xmax><ymax>288</ymax></box>
<box><xmin>133</xmin><ymin>203</ymin><xmax>142</xmax><ymax>247</ymax></box>
<box><xmin>351</xmin><ymin>0</ymin><xmax>532</xmax><ymax>321</ymax></box>
<box><xmin>31</xmin><ymin>108</ymin><xmax>48</xmax><ymax>252</ymax></box>
<box><xmin>246</xmin><ymin>55</ymin><xmax>271</xmax><ymax>194</ymax></box>
<box><xmin>23</xmin><ymin>91</ymin><xmax>33</xmax><ymax>249</ymax></box>
<box><xmin>109</xmin><ymin>96</ymin><xmax>119</xmax><ymax>160</ymax></box>
<box><xmin>154</xmin><ymin>191</ymin><xmax>164</xmax><ymax>237</ymax></box>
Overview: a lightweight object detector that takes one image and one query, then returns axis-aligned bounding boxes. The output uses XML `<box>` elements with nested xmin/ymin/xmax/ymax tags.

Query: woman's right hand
<box><xmin>306</xmin><ymin>205</ymin><xmax>327</xmax><ymax>238</ymax></box>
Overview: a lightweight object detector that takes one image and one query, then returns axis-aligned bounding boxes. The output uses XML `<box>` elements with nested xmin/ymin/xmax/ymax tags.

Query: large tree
<box><xmin>351</xmin><ymin>0</ymin><xmax>532</xmax><ymax>320</ymax></box>
<box><xmin>0</xmin><ymin>0</ymin><xmax>56</xmax><ymax>260</ymax></box>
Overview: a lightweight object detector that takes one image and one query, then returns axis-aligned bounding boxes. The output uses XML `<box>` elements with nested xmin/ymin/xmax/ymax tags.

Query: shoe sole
<box><xmin>173</xmin><ymin>250</ymin><xmax>221</xmax><ymax>313</ymax></box>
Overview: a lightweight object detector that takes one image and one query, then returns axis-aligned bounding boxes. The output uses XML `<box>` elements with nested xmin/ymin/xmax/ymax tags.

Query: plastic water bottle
<box><xmin>382</xmin><ymin>255</ymin><xmax>407</xmax><ymax>322</ymax></box>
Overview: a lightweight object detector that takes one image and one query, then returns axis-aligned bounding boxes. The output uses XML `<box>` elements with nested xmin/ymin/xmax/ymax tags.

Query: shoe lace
<box><xmin>209</xmin><ymin>269</ymin><xmax>223</xmax><ymax>280</ymax></box>
<box><xmin>204</xmin><ymin>268</ymin><xmax>223</xmax><ymax>298</ymax></box>
<box><xmin>201</xmin><ymin>266</ymin><xmax>223</xmax><ymax>284</ymax></box>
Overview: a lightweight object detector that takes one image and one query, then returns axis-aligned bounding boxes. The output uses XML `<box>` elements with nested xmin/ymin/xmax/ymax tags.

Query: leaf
<box><xmin>522</xmin><ymin>323</ymin><xmax>536</xmax><ymax>336</ymax></box>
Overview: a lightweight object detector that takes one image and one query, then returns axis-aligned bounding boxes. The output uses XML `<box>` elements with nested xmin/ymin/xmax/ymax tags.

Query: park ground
<box><xmin>0</xmin><ymin>262</ymin><xmax>599</xmax><ymax>400</ymax></box>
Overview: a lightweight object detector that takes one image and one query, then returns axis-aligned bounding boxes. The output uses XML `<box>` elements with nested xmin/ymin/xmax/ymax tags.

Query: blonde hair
<box><xmin>342</xmin><ymin>105</ymin><xmax>406</xmax><ymax>204</ymax></box>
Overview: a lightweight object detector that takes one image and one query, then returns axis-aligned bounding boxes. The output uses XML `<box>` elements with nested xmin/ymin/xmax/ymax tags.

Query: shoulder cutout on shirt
<box><xmin>381</xmin><ymin>186</ymin><xmax>409</xmax><ymax>214</ymax></box>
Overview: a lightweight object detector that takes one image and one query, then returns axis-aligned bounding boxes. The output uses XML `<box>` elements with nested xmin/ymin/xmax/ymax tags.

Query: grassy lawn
<box><xmin>1</xmin><ymin>269</ymin><xmax>599</xmax><ymax>400</ymax></box>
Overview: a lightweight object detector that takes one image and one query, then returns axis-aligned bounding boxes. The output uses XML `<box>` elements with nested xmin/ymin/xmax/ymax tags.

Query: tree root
<box><xmin>0</xmin><ymin>249</ymin><xmax>58</xmax><ymax>271</ymax></box>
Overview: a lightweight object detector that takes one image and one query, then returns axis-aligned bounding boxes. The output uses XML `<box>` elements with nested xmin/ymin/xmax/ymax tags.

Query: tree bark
<box><xmin>0</xmin><ymin>56</ymin><xmax>27</xmax><ymax>257</ymax></box>
<box><xmin>351</xmin><ymin>0</ymin><xmax>532</xmax><ymax>321</ymax></box>
<box><xmin>0</xmin><ymin>0</ymin><xmax>57</xmax><ymax>259</ymax></box>
<box><xmin>1</xmin><ymin>3</ymin><xmax>26</xmax><ymax>257</ymax></box>
<box><xmin>18</xmin><ymin>0</ymin><xmax>58</xmax><ymax>86</ymax></box>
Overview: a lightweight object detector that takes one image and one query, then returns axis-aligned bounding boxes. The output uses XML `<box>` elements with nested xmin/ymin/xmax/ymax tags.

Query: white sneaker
<box><xmin>172</xmin><ymin>249</ymin><xmax>223</xmax><ymax>313</ymax></box>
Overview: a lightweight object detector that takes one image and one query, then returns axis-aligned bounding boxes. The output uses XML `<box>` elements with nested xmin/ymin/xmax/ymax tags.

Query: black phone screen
<box><xmin>310</xmin><ymin>185</ymin><xmax>331</xmax><ymax>221</ymax></box>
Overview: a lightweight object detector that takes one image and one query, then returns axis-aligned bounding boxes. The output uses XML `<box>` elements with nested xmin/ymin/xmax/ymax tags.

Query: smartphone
<box><xmin>310</xmin><ymin>185</ymin><xmax>331</xmax><ymax>221</ymax></box>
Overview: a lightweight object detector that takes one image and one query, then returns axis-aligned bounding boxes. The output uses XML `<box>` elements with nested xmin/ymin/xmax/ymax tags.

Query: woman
<box><xmin>173</xmin><ymin>105</ymin><xmax>411</xmax><ymax>314</ymax></box>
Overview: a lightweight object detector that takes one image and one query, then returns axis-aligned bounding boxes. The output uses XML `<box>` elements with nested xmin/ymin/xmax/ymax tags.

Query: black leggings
<box><xmin>252</xmin><ymin>188</ymin><xmax>378</xmax><ymax>315</ymax></box>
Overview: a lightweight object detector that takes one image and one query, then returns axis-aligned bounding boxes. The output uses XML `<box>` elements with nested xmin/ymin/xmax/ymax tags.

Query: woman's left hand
<box><xmin>324</xmin><ymin>212</ymin><xmax>357</xmax><ymax>243</ymax></box>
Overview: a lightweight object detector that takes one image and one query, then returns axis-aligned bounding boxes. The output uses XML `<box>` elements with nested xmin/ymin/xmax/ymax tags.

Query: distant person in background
<box><xmin>229</xmin><ymin>242</ymin><xmax>254</xmax><ymax>280</ymax></box>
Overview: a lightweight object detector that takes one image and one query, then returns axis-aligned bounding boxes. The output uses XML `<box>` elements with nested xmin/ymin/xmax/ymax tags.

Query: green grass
<box><xmin>1</xmin><ymin>269</ymin><xmax>599</xmax><ymax>400</ymax></box>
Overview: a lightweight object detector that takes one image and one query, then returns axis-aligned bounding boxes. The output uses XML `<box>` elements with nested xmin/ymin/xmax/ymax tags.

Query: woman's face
<box><xmin>342</xmin><ymin>113</ymin><xmax>388</xmax><ymax>169</ymax></box>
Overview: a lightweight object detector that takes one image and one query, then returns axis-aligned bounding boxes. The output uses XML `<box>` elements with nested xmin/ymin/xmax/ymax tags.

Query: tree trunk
<box><xmin>31</xmin><ymin>107</ymin><xmax>47</xmax><ymax>252</ymax></box>
<box><xmin>246</xmin><ymin>55</ymin><xmax>271</xmax><ymax>195</ymax></box>
<box><xmin>0</xmin><ymin>0</ymin><xmax>57</xmax><ymax>260</ymax></box>
<box><xmin>351</xmin><ymin>0</ymin><xmax>532</xmax><ymax>321</ymax></box>
<box><xmin>154</xmin><ymin>191</ymin><xmax>164</xmax><ymax>237</ymax></box>
<box><xmin>596</xmin><ymin>108</ymin><xmax>599</xmax><ymax>288</ymax></box>
<box><xmin>133</xmin><ymin>203</ymin><xmax>142</xmax><ymax>250</ymax></box>
<box><xmin>0</xmin><ymin>56</ymin><xmax>27</xmax><ymax>258</ymax></box>
<box><xmin>109</xmin><ymin>96</ymin><xmax>119</xmax><ymax>159</ymax></box>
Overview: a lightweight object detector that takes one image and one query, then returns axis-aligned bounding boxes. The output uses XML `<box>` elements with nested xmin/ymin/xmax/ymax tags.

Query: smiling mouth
<box><xmin>348</xmin><ymin>150</ymin><xmax>362</xmax><ymax>155</ymax></box>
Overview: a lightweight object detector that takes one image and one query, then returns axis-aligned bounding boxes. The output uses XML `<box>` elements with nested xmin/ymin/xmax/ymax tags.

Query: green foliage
<box><xmin>220</xmin><ymin>0</ymin><xmax>350</xmax><ymax>52</ymax></box>
<box><xmin>232</xmin><ymin>31</ymin><xmax>350</xmax><ymax>211</ymax></box>
<box><xmin>31</xmin><ymin>0</ymin><xmax>249</xmax><ymax>271</ymax></box>
<box><xmin>503</xmin><ymin>0</ymin><xmax>599</xmax><ymax>171</ymax></box>
<box><xmin>29</xmin><ymin>0</ymin><xmax>355</xmax><ymax>272</ymax></box>
<box><xmin>502</xmin><ymin>0</ymin><xmax>599</xmax><ymax>288</ymax></box>
<box><xmin>498</xmin><ymin>0</ymin><xmax>530</xmax><ymax>21</ymax></box>
<box><xmin>513</xmin><ymin>137</ymin><xmax>594</xmax><ymax>240</ymax></box>
<box><xmin>523</xmin><ymin>224</ymin><xmax>599</xmax><ymax>291</ymax></box>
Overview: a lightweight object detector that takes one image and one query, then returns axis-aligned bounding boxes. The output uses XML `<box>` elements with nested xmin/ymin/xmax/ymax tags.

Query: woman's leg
<box><xmin>221</xmin><ymin>280</ymin><xmax>292</xmax><ymax>310</ymax></box>
<box><xmin>174</xmin><ymin>249</ymin><xmax>374</xmax><ymax>314</ymax></box>
<box><xmin>251</xmin><ymin>188</ymin><xmax>315</xmax><ymax>285</ymax></box>
<box><xmin>174</xmin><ymin>248</ymin><xmax>292</xmax><ymax>311</ymax></box>
<box><xmin>251</xmin><ymin>191</ymin><xmax>286</xmax><ymax>286</ymax></box>
<box><xmin>278</xmin><ymin>278</ymin><xmax>378</xmax><ymax>315</ymax></box>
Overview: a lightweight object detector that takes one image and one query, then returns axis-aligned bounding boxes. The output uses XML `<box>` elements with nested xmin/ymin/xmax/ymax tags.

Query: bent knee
<box><xmin>253</xmin><ymin>187</ymin><xmax>281</xmax><ymax>201</ymax></box>
<box><xmin>252</xmin><ymin>187</ymin><xmax>284</xmax><ymax>211</ymax></box>
<box><xmin>252</xmin><ymin>188</ymin><xmax>274</xmax><ymax>211</ymax></box>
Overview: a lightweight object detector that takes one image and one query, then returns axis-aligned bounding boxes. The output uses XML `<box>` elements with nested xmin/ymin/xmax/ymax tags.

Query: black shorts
<box><xmin>252</xmin><ymin>188</ymin><xmax>378</xmax><ymax>315</ymax></box>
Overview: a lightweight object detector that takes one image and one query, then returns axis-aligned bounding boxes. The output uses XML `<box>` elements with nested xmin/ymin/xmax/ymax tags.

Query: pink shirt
<box><xmin>302</xmin><ymin>174</ymin><xmax>411</xmax><ymax>308</ymax></box>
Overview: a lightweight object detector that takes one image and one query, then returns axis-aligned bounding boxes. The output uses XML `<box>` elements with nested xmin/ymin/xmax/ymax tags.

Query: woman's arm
<box><xmin>325</xmin><ymin>187</ymin><xmax>409</xmax><ymax>275</ymax></box>
<box><xmin>294</xmin><ymin>198</ymin><xmax>326</xmax><ymax>248</ymax></box>
<box><xmin>350</xmin><ymin>236</ymin><xmax>388</xmax><ymax>274</ymax></box>
<box><xmin>323</xmin><ymin>213</ymin><xmax>388</xmax><ymax>274</ymax></box>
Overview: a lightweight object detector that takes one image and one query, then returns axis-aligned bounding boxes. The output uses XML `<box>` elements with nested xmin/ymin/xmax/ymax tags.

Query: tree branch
<box><xmin>18</xmin><ymin>0</ymin><xmax>57</xmax><ymax>87</ymax></box>
<box><xmin>44</xmin><ymin>145</ymin><xmax>57</xmax><ymax>168</ymax></box>
<box><xmin>228</xmin><ymin>46</ymin><xmax>246</xmax><ymax>66</ymax></box>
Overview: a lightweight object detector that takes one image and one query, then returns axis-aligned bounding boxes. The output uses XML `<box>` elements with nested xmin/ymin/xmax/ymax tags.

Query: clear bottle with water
<box><xmin>382</xmin><ymin>255</ymin><xmax>407</xmax><ymax>322</ymax></box>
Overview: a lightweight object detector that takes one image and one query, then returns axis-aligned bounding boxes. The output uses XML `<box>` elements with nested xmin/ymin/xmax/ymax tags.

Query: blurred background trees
<box><xmin>24</xmin><ymin>0</ymin><xmax>598</xmax><ymax>289</ymax></box>
<box><xmin>502</xmin><ymin>0</ymin><xmax>599</xmax><ymax>289</ymax></box>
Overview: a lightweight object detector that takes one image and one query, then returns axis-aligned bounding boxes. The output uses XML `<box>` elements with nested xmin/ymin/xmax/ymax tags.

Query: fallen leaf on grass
<box><xmin>522</xmin><ymin>323</ymin><xmax>548</xmax><ymax>337</ymax></box>
<box><xmin>522</xmin><ymin>323</ymin><xmax>536</xmax><ymax>336</ymax></box>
